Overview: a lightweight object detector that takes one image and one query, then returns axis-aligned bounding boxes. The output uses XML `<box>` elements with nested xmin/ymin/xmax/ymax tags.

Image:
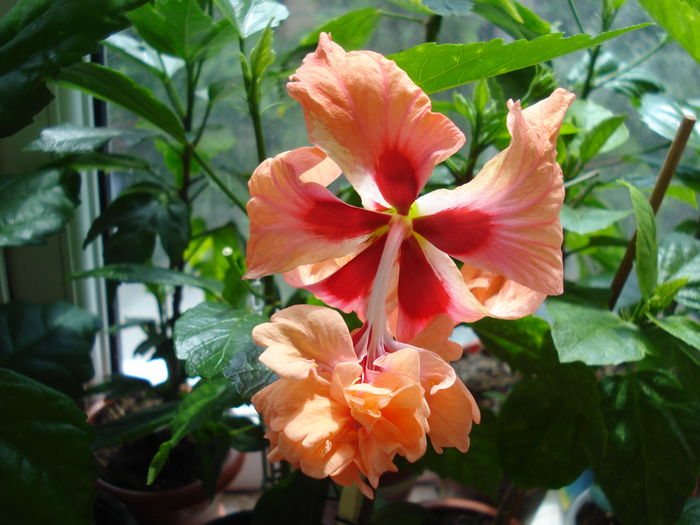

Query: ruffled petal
<box><xmin>245</xmin><ymin>146</ymin><xmax>390</xmax><ymax>279</ymax></box>
<box><xmin>461</xmin><ymin>264</ymin><xmax>546</xmax><ymax>318</ymax></box>
<box><xmin>396</xmin><ymin>236</ymin><xmax>488</xmax><ymax>340</ymax></box>
<box><xmin>408</xmin><ymin>314</ymin><xmax>463</xmax><ymax>362</ymax></box>
<box><xmin>413</xmin><ymin>88</ymin><xmax>575</xmax><ymax>296</ymax></box>
<box><xmin>253</xmin><ymin>305</ymin><xmax>358</xmax><ymax>379</ymax></box>
<box><xmin>288</xmin><ymin>33</ymin><xmax>465</xmax><ymax>213</ymax></box>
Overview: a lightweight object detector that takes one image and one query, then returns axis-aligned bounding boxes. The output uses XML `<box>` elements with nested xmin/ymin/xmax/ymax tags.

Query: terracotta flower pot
<box><xmin>422</xmin><ymin>497</ymin><xmax>523</xmax><ymax>525</ymax></box>
<box><xmin>97</xmin><ymin>449</ymin><xmax>245</xmax><ymax>525</ymax></box>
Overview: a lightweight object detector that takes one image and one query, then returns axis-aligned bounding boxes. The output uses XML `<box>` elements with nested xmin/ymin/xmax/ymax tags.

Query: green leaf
<box><xmin>567</xmin><ymin>99</ymin><xmax>630</xmax><ymax>155</ymax></box>
<box><xmin>297</xmin><ymin>8</ymin><xmax>380</xmax><ymax>51</ymax></box>
<box><xmin>578</xmin><ymin>115</ymin><xmax>627</xmax><ymax>164</ymax></box>
<box><xmin>224</xmin><ymin>339</ymin><xmax>276</xmax><ymax>404</ymax></box>
<box><xmin>648</xmin><ymin>278</ymin><xmax>690</xmax><ymax>313</ymax></box>
<box><xmin>472</xmin><ymin>0</ymin><xmax>551</xmax><ymax>40</ymax></box>
<box><xmin>214</xmin><ymin>0</ymin><xmax>289</xmax><ymax>39</ymax></box>
<box><xmin>421</xmin><ymin>0</ymin><xmax>474</xmax><ymax>15</ymax></box>
<box><xmin>226</xmin><ymin>415</ymin><xmax>266</xmax><ymax>452</ymax></box>
<box><xmin>498</xmin><ymin>363</ymin><xmax>604</xmax><ymax>488</ymax></box>
<box><xmin>252</xmin><ymin>471</ymin><xmax>327</xmax><ymax>525</ymax></box>
<box><xmin>56</xmin><ymin>62</ymin><xmax>186</xmax><ymax>142</ymax></box>
<box><xmin>93</xmin><ymin>401</ymin><xmax>177</xmax><ymax>450</ymax></box>
<box><xmin>71</xmin><ymin>264</ymin><xmax>223</xmax><ymax>296</ymax></box>
<box><xmin>637</xmin><ymin>0</ymin><xmax>700</xmax><ymax>64</ymax></box>
<box><xmin>560</xmin><ymin>205</ymin><xmax>630</xmax><ymax>235</ymax></box>
<box><xmin>250</xmin><ymin>24</ymin><xmax>275</xmax><ymax>80</ymax></box>
<box><xmin>390</xmin><ymin>25</ymin><xmax>649</xmax><ymax>94</ymax></box>
<box><xmin>174</xmin><ymin>302</ymin><xmax>266</xmax><ymax>379</ymax></box>
<box><xmin>676</xmin><ymin>498</ymin><xmax>700</xmax><ymax>525</ymax></box>
<box><xmin>594</xmin><ymin>370</ymin><xmax>700</xmax><ymax>525</ymax></box>
<box><xmin>0</xmin><ymin>368</ymin><xmax>95</xmax><ymax>525</ymax></box>
<box><xmin>0</xmin><ymin>0</ymin><xmax>148</xmax><ymax>137</ymax></box>
<box><xmin>622</xmin><ymin>181</ymin><xmax>658</xmax><ymax>299</ymax></box>
<box><xmin>0</xmin><ymin>168</ymin><xmax>80</xmax><ymax>247</ymax></box>
<box><xmin>638</xmin><ymin>94</ymin><xmax>700</xmax><ymax>150</ymax></box>
<box><xmin>648</xmin><ymin>315</ymin><xmax>700</xmax><ymax>352</ymax></box>
<box><xmin>658</xmin><ymin>233</ymin><xmax>700</xmax><ymax>310</ymax></box>
<box><xmin>548</xmin><ymin>299</ymin><xmax>652</xmax><ymax>365</ymax></box>
<box><xmin>105</xmin><ymin>32</ymin><xmax>185</xmax><ymax>78</ymax></box>
<box><xmin>0</xmin><ymin>302</ymin><xmax>96</xmax><ymax>399</ymax></box>
<box><xmin>148</xmin><ymin>376</ymin><xmax>240</xmax><ymax>484</ymax></box>
<box><xmin>26</xmin><ymin>123</ymin><xmax>155</xmax><ymax>153</ymax></box>
<box><xmin>418</xmin><ymin>411</ymin><xmax>502</xmax><ymax>499</ymax></box>
<box><xmin>46</xmin><ymin>152</ymin><xmax>153</xmax><ymax>172</ymax></box>
<box><xmin>129</xmin><ymin>0</ymin><xmax>236</xmax><ymax>61</ymax></box>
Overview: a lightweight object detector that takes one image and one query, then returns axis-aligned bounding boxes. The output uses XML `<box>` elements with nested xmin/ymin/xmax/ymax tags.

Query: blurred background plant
<box><xmin>0</xmin><ymin>1</ymin><xmax>699</xmax><ymax>524</ymax></box>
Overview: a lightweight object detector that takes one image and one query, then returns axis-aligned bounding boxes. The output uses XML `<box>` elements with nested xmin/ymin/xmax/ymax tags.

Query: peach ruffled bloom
<box><xmin>251</xmin><ymin>305</ymin><xmax>479</xmax><ymax>498</ymax></box>
<box><xmin>245</xmin><ymin>33</ymin><xmax>575</xmax><ymax>341</ymax></box>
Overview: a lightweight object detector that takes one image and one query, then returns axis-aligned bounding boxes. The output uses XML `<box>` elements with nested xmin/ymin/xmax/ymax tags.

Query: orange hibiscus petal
<box><xmin>413</xmin><ymin>88</ymin><xmax>575</xmax><ymax>296</ymax></box>
<box><xmin>245</xmin><ymin>146</ymin><xmax>390</xmax><ymax>279</ymax></box>
<box><xmin>408</xmin><ymin>314</ymin><xmax>463</xmax><ymax>362</ymax></box>
<box><xmin>288</xmin><ymin>33</ymin><xmax>465</xmax><ymax>214</ymax></box>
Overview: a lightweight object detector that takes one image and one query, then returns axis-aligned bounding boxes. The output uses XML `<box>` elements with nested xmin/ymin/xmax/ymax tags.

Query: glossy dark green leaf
<box><xmin>638</xmin><ymin>94</ymin><xmax>700</xmax><ymax>150</ymax></box>
<box><xmin>676</xmin><ymin>498</ymin><xmax>700</xmax><ymax>525</ymax></box>
<box><xmin>297</xmin><ymin>8</ymin><xmax>380</xmax><ymax>51</ymax></box>
<box><xmin>649</xmin><ymin>315</ymin><xmax>700</xmax><ymax>352</ymax></box>
<box><xmin>129</xmin><ymin>0</ymin><xmax>236</xmax><ymax>61</ymax></box>
<box><xmin>71</xmin><ymin>264</ymin><xmax>223</xmax><ymax>296</ymax></box>
<box><xmin>105</xmin><ymin>32</ymin><xmax>185</xmax><ymax>78</ymax></box>
<box><xmin>226</xmin><ymin>415</ymin><xmax>266</xmax><ymax>452</ymax></box>
<box><xmin>567</xmin><ymin>99</ymin><xmax>630</xmax><ymax>154</ymax></box>
<box><xmin>214</xmin><ymin>0</ymin><xmax>288</xmax><ymax>39</ymax></box>
<box><xmin>638</xmin><ymin>0</ymin><xmax>700</xmax><ymax>64</ymax></box>
<box><xmin>390</xmin><ymin>25</ymin><xmax>648</xmax><ymax>94</ymax></box>
<box><xmin>560</xmin><ymin>205</ymin><xmax>630</xmax><ymax>235</ymax></box>
<box><xmin>0</xmin><ymin>0</ymin><xmax>148</xmax><ymax>137</ymax></box>
<box><xmin>250</xmin><ymin>25</ymin><xmax>275</xmax><ymax>80</ymax></box>
<box><xmin>0</xmin><ymin>302</ymin><xmax>96</xmax><ymax>399</ymax></box>
<box><xmin>578</xmin><ymin>115</ymin><xmax>627</xmax><ymax>164</ymax></box>
<box><xmin>45</xmin><ymin>151</ymin><xmax>153</xmax><ymax>172</ymax></box>
<box><xmin>548</xmin><ymin>299</ymin><xmax>652</xmax><ymax>365</ymax></box>
<box><xmin>498</xmin><ymin>362</ymin><xmax>604</xmax><ymax>488</ymax></box>
<box><xmin>595</xmin><ymin>370</ymin><xmax>700</xmax><ymax>525</ymax></box>
<box><xmin>148</xmin><ymin>376</ymin><xmax>241</xmax><ymax>484</ymax></box>
<box><xmin>658</xmin><ymin>233</ymin><xmax>700</xmax><ymax>310</ymax></box>
<box><xmin>56</xmin><ymin>62</ymin><xmax>186</xmax><ymax>142</ymax></box>
<box><xmin>174</xmin><ymin>302</ymin><xmax>265</xmax><ymax>379</ymax></box>
<box><xmin>0</xmin><ymin>368</ymin><xmax>95</xmax><ymax>525</ymax></box>
<box><xmin>472</xmin><ymin>0</ymin><xmax>550</xmax><ymax>40</ymax></box>
<box><xmin>0</xmin><ymin>168</ymin><xmax>79</xmax><ymax>247</ymax></box>
<box><xmin>224</xmin><ymin>339</ymin><xmax>276</xmax><ymax>404</ymax></box>
<box><xmin>26</xmin><ymin>124</ymin><xmax>155</xmax><ymax>153</ymax></box>
<box><xmin>622</xmin><ymin>181</ymin><xmax>658</xmax><ymax>299</ymax></box>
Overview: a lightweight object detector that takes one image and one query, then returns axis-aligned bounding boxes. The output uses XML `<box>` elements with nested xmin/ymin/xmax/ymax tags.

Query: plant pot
<box><xmin>422</xmin><ymin>498</ymin><xmax>523</xmax><ymax>525</ymax></box>
<box><xmin>97</xmin><ymin>448</ymin><xmax>245</xmax><ymax>525</ymax></box>
<box><xmin>564</xmin><ymin>488</ymin><xmax>621</xmax><ymax>525</ymax></box>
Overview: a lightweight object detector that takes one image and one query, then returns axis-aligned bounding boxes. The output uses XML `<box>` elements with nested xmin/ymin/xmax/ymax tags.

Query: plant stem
<box><xmin>378</xmin><ymin>10</ymin><xmax>424</xmax><ymax>24</ymax></box>
<box><xmin>425</xmin><ymin>14</ymin><xmax>442</xmax><ymax>43</ymax></box>
<box><xmin>566</xmin><ymin>0</ymin><xmax>585</xmax><ymax>34</ymax></box>
<box><xmin>191</xmin><ymin>149</ymin><xmax>247</xmax><ymax>212</ymax></box>
<box><xmin>608</xmin><ymin>115</ymin><xmax>696</xmax><ymax>310</ymax></box>
<box><xmin>336</xmin><ymin>485</ymin><xmax>373</xmax><ymax>525</ymax></box>
<box><xmin>594</xmin><ymin>36</ymin><xmax>670</xmax><ymax>88</ymax></box>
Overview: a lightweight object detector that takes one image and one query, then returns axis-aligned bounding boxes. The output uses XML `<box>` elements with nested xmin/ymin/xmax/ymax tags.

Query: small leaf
<box><xmin>93</xmin><ymin>401</ymin><xmax>178</xmax><ymax>450</ymax></box>
<box><xmin>472</xmin><ymin>0</ymin><xmax>550</xmax><ymax>40</ymax></box>
<box><xmin>594</xmin><ymin>370</ymin><xmax>700</xmax><ymax>525</ymax></box>
<box><xmin>390</xmin><ymin>25</ymin><xmax>649</xmax><ymax>94</ymax></box>
<box><xmin>56</xmin><ymin>63</ymin><xmax>186</xmax><ymax>142</ymax></box>
<box><xmin>224</xmin><ymin>341</ymin><xmax>276</xmax><ymax>404</ymax></box>
<box><xmin>214</xmin><ymin>0</ymin><xmax>289</xmax><ymax>39</ymax></box>
<box><xmin>250</xmin><ymin>24</ymin><xmax>275</xmax><ymax>79</ymax></box>
<box><xmin>648</xmin><ymin>315</ymin><xmax>700</xmax><ymax>351</ymax></box>
<box><xmin>548</xmin><ymin>299</ymin><xmax>652</xmax><ymax>365</ymax></box>
<box><xmin>567</xmin><ymin>99</ymin><xmax>630</xmax><ymax>155</ymax></box>
<box><xmin>622</xmin><ymin>181</ymin><xmax>658</xmax><ymax>299</ymax></box>
<box><xmin>71</xmin><ymin>264</ymin><xmax>223</xmax><ymax>296</ymax></box>
<box><xmin>648</xmin><ymin>278</ymin><xmax>689</xmax><ymax>313</ymax></box>
<box><xmin>578</xmin><ymin>114</ymin><xmax>627</xmax><ymax>164</ymax></box>
<box><xmin>174</xmin><ymin>302</ymin><xmax>266</xmax><ymax>379</ymax></box>
<box><xmin>0</xmin><ymin>368</ymin><xmax>95</xmax><ymax>525</ymax></box>
<box><xmin>676</xmin><ymin>498</ymin><xmax>700</xmax><ymax>525</ymax></box>
<box><xmin>560</xmin><ymin>205</ymin><xmax>630</xmax><ymax>235</ymax></box>
<box><xmin>0</xmin><ymin>168</ymin><xmax>80</xmax><ymax>247</ymax></box>
<box><xmin>658</xmin><ymin>233</ymin><xmax>700</xmax><ymax>310</ymax></box>
<box><xmin>26</xmin><ymin>124</ymin><xmax>155</xmax><ymax>153</ymax></box>
<box><xmin>638</xmin><ymin>94</ymin><xmax>700</xmax><ymax>150</ymax></box>
<box><xmin>226</xmin><ymin>415</ymin><xmax>266</xmax><ymax>452</ymax></box>
<box><xmin>296</xmin><ymin>8</ymin><xmax>380</xmax><ymax>51</ymax></box>
<box><xmin>105</xmin><ymin>32</ymin><xmax>185</xmax><ymax>78</ymax></box>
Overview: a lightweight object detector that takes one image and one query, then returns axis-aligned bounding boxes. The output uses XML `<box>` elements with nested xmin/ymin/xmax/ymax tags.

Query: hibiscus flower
<box><xmin>244</xmin><ymin>33</ymin><xmax>574</xmax><ymax>341</ymax></box>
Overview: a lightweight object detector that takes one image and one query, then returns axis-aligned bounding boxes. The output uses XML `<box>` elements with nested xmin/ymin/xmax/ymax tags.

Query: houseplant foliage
<box><xmin>0</xmin><ymin>1</ymin><xmax>699</xmax><ymax>525</ymax></box>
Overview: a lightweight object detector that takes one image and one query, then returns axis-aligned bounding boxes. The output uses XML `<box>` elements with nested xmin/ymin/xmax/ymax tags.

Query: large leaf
<box><xmin>658</xmin><ymin>233</ymin><xmax>700</xmax><ymax>311</ymax></box>
<box><xmin>390</xmin><ymin>25</ymin><xmax>648</xmax><ymax>94</ymax></box>
<box><xmin>71</xmin><ymin>264</ymin><xmax>223</xmax><ymax>296</ymax></box>
<box><xmin>638</xmin><ymin>94</ymin><xmax>700</xmax><ymax>151</ymax></box>
<box><xmin>129</xmin><ymin>0</ymin><xmax>236</xmax><ymax>61</ymax></box>
<box><xmin>26</xmin><ymin>123</ymin><xmax>155</xmax><ymax>153</ymax></box>
<box><xmin>252</xmin><ymin>471</ymin><xmax>328</xmax><ymax>525</ymax></box>
<box><xmin>548</xmin><ymin>299</ymin><xmax>653</xmax><ymax>365</ymax></box>
<box><xmin>594</xmin><ymin>370</ymin><xmax>700</xmax><ymax>525</ymax></box>
<box><xmin>297</xmin><ymin>8</ymin><xmax>381</xmax><ymax>51</ymax></box>
<box><xmin>224</xmin><ymin>339</ymin><xmax>276</xmax><ymax>404</ymax></box>
<box><xmin>0</xmin><ymin>0</ymin><xmax>148</xmax><ymax>137</ymax></box>
<box><xmin>472</xmin><ymin>0</ymin><xmax>550</xmax><ymax>40</ymax></box>
<box><xmin>105</xmin><ymin>32</ymin><xmax>185</xmax><ymax>79</ymax></box>
<box><xmin>677</xmin><ymin>498</ymin><xmax>700</xmax><ymax>525</ymax></box>
<box><xmin>174</xmin><ymin>302</ymin><xmax>266</xmax><ymax>379</ymax></box>
<box><xmin>56</xmin><ymin>62</ymin><xmax>186</xmax><ymax>142</ymax></box>
<box><xmin>637</xmin><ymin>0</ymin><xmax>700</xmax><ymax>64</ymax></box>
<box><xmin>92</xmin><ymin>401</ymin><xmax>178</xmax><ymax>450</ymax></box>
<box><xmin>148</xmin><ymin>376</ymin><xmax>241</xmax><ymax>484</ymax></box>
<box><xmin>567</xmin><ymin>99</ymin><xmax>630</xmax><ymax>155</ymax></box>
<box><xmin>622</xmin><ymin>182</ymin><xmax>658</xmax><ymax>299</ymax></box>
<box><xmin>498</xmin><ymin>362</ymin><xmax>604</xmax><ymax>489</ymax></box>
<box><xmin>0</xmin><ymin>168</ymin><xmax>80</xmax><ymax>247</ymax></box>
<box><xmin>560</xmin><ymin>205</ymin><xmax>630</xmax><ymax>235</ymax></box>
<box><xmin>214</xmin><ymin>0</ymin><xmax>289</xmax><ymax>39</ymax></box>
<box><xmin>0</xmin><ymin>368</ymin><xmax>95</xmax><ymax>525</ymax></box>
<box><xmin>0</xmin><ymin>302</ymin><xmax>96</xmax><ymax>399</ymax></box>
<box><xmin>648</xmin><ymin>315</ymin><xmax>700</xmax><ymax>352</ymax></box>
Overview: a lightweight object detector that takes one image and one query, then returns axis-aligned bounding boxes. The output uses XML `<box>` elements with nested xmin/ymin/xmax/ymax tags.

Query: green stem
<box><xmin>191</xmin><ymin>149</ymin><xmax>247</xmax><ymax>213</ymax></box>
<box><xmin>425</xmin><ymin>14</ymin><xmax>442</xmax><ymax>43</ymax></box>
<box><xmin>378</xmin><ymin>10</ymin><xmax>424</xmax><ymax>23</ymax></box>
<box><xmin>581</xmin><ymin>45</ymin><xmax>601</xmax><ymax>99</ymax></box>
<box><xmin>566</xmin><ymin>0</ymin><xmax>586</xmax><ymax>34</ymax></box>
<box><xmin>157</xmin><ymin>54</ymin><xmax>186</xmax><ymax>119</ymax></box>
<box><xmin>594</xmin><ymin>36</ymin><xmax>670</xmax><ymax>88</ymax></box>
